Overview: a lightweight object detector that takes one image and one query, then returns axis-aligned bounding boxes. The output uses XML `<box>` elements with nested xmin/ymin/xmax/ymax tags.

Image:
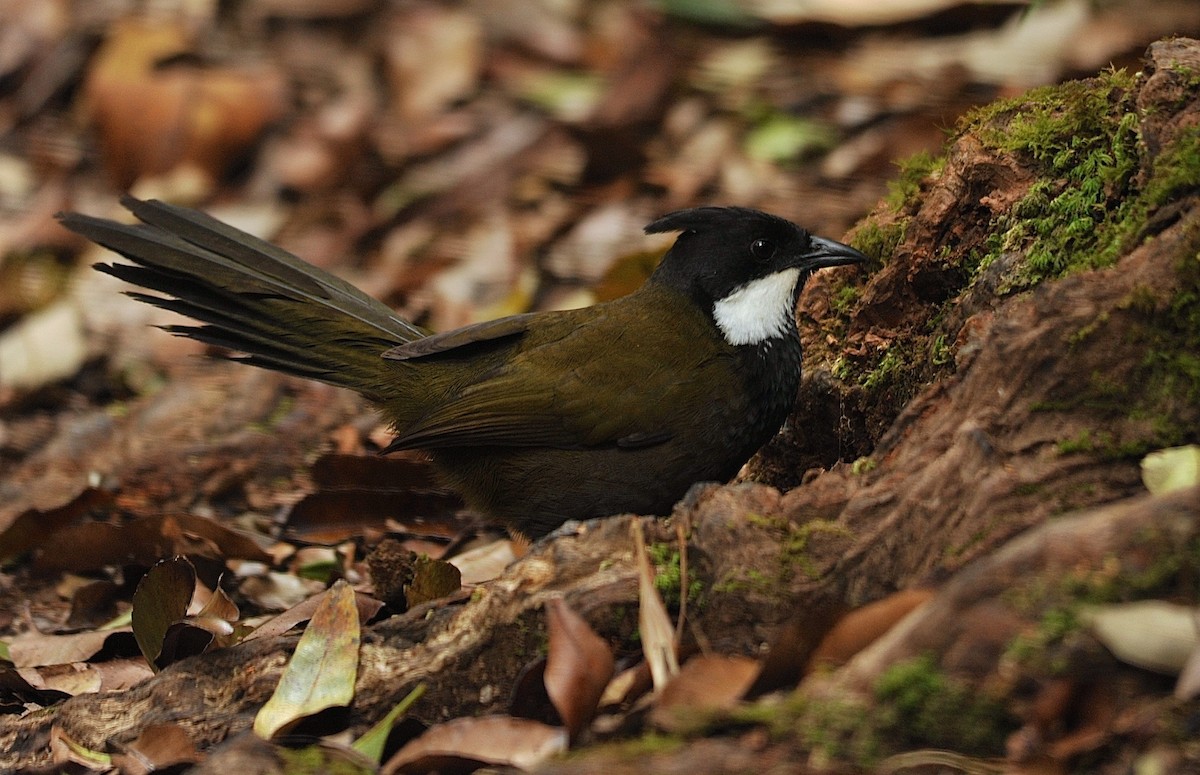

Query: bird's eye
<box><xmin>749</xmin><ymin>238</ymin><xmax>776</xmax><ymax>261</ymax></box>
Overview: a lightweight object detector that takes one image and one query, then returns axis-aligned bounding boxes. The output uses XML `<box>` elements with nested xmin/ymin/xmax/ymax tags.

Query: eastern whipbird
<box><xmin>60</xmin><ymin>199</ymin><xmax>865</xmax><ymax>538</ymax></box>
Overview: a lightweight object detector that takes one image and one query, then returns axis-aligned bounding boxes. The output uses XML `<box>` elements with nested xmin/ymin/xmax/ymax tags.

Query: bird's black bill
<box><xmin>800</xmin><ymin>235</ymin><xmax>868</xmax><ymax>270</ymax></box>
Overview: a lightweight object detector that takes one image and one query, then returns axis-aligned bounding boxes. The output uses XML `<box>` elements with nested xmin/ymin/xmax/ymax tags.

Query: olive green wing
<box><xmin>384</xmin><ymin>302</ymin><xmax>725</xmax><ymax>451</ymax></box>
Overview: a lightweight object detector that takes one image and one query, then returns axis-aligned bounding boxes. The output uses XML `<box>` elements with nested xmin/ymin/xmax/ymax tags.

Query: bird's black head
<box><xmin>646</xmin><ymin>207</ymin><xmax>865</xmax><ymax>347</ymax></box>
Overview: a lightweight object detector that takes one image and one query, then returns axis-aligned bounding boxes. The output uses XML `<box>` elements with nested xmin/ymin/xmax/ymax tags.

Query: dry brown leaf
<box><xmin>7</xmin><ymin>627</ymin><xmax>136</xmax><ymax>668</ymax></box>
<box><xmin>544</xmin><ymin>598</ymin><xmax>614</xmax><ymax>741</ymax></box>
<box><xmin>649</xmin><ymin>654</ymin><xmax>760</xmax><ymax>732</ymax></box>
<box><xmin>112</xmin><ymin>723</ymin><xmax>204</xmax><ymax>775</ymax></box>
<box><xmin>381</xmin><ymin>715</ymin><xmax>567</xmax><ymax>774</ymax></box>
<box><xmin>132</xmin><ymin>557</ymin><xmax>196</xmax><ymax>671</ymax></box>
<box><xmin>382</xmin><ymin>6</ymin><xmax>483</xmax><ymax>122</ymax></box>
<box><xmin>80</xmin><ymin>17</ymin><xmax>284</xmax><ymax>189</ymax></box>
<box><xmin>807</xmin><ymin>588</ymin><xmax>935</xmax><ymax>670</ymax></box>
<box><xmin>33</xmin><ymin>513</ymin><xmax>271</xmax><ymax>572</ymax></box>
<box><xmin>240</xmin><ymin>591</ymin><xmax>341</xmax><ymax>643</ymax></box>
<box><xmin>0</xmin><ymin>486</ymin><xmax>112</xmax><ymax>562</ymax></box>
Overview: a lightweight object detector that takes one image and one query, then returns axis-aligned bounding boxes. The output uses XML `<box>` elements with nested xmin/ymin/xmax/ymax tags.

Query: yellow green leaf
<box><xmin>351</xmin><ymin>684</ymin><xmax>426</xmax><ymax>764</ymax></box>
<box><xmin>253</xmin><ymin>580</ymin><xmax>361</xmax><ymax>739</ymax></box>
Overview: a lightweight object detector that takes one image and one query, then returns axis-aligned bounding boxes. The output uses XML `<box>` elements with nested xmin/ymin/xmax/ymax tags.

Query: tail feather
<box><xmin>59</xmin><ymin>197</ymin><xmax>426</xmax><ymax>397</ymax></box>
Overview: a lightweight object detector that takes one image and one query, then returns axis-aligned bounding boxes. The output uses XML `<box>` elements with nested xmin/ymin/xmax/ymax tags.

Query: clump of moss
<box><xmin>873</xmin><ymin>653</ymin><xmax>1016</xmax><ymax>754</ymax></box>
<box><xmin>647</xmin><ymin>542</ymin><xmax>705</xmax><ymax>610</ymax></box>
<box><xmin>792</xmin><ymin>654</ymin><xmax>1014</xmax><ymax>767</ymax></box>
<box><xmin>885</xmin><ymin>150</ymin><xmax>945</xmax><ymax>212</ymax></box>
<box><xmin>965</xmin><ymin>69</ymin><xmax>1141</xmax><ymax>290</ymax></box>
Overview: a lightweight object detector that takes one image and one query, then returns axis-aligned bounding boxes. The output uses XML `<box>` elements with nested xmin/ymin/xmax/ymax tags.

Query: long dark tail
<box><xmin>59</xmin><ymin>197</ymin><xmax>426</xmax><ymax>399</ymax></box>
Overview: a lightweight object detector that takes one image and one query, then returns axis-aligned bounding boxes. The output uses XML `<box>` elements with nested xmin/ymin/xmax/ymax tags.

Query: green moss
<box><xmin>791</xmin><ymin>656</ymin><xmax>1015</xmax><ymax>766</ymax></box>
<box><xmin>885</xmin><ymin>150</ymin><xmax>945</xmax><ymax>211</ymax></box>
<box><xmin>963</xmin><ymin>69</ymin><xmax>1142</xmax><ymax>291</ymax></box>
<box><xmin>647</xmin><ymin>542</ymin><xmax>705</xmax><ymax>610</ymax></box>
<box><xmin>850</xmin><ymin>456</ymin><xmax>876</xmax><ymax>475</ymax></box>
<box><xmin>580</xmin><ymin>731</ymin><xmax>684</xmax><ymax>760</ymax></box>
<box><xmin>850</xmin><ymin>218</ymin><xmax>907</xmax><ymax>269</ymax></box>
<box><xmin>872</xmin><ymin>654</ymin><xmax>1015</xmax><ymax>754</ymax></box>
<box><xmin>861</xmin><ymin>345</ymin><xmax>904</xmax><ymax>391</ymax></box>
<box><xmin>829</xmin><ymin>283</ymin><xmax>861</xmax><ymax>317</ymax></box>
<box><xmin>796</xmin><ymin>694</ymin><xmax>885</xmax><ymax>766</ymax></box>
<box><xmin>780</xmin><ymin>519</ymin><xmax>853</xmax><ymax>579</ymax></box>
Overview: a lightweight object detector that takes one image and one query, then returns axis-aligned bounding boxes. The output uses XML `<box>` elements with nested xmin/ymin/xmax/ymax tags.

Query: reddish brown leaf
<box><xmin>112</xmin><ymin>723</ymin><xmax>204</xmax><ymax>775</ymax></box>
<box><xmin>243</xmin><ymin>587</ymin><xmax>384</xmax><ymax>643</ymax></box>
<box><xmin>381</xmin><ymin>716</ymin><xmax>566</xmax><ymax>775</ymax></box>
<box><xmin>544</xmin><ymin>598</ymin><xmax>614</xmax><ymax>741</ymax></box>
<box><xmin>649</xmin><ymin>655</ymin><xmax>760</xmax><ymax>732</ymax></box>
<box><xmin>7</xmin><ymin>628</ymin><xmax>138</xmax><ymax>668</ymax></box>
<box><xmin>80</xmin><ymin>17</ymin><xmax>284</xmax><ymax>188</ymax></box>
<box><xmin>0</xmin><ymin>487</ymin><xmax>112</xmax><ymax>561</ymax></box>
<box><xmin>807</xmin><ymin>588</ymin><xmax>935</xmax><ymax>670</ymax></box>
<box><xmin>284</xmin><ymin>453</ymin><xmax>463</xmax><ymax>544</ymax></box>
<box><xmin>33</xmin><ymin>513</ymin><xmax>271</xmax><ymax>572</ymax></box>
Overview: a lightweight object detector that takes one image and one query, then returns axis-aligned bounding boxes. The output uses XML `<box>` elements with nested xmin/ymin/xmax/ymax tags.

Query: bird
<box><xmin>59</xmin><ymin>198</ymin><xmax>865</xmax><ymax>538</ymax></box>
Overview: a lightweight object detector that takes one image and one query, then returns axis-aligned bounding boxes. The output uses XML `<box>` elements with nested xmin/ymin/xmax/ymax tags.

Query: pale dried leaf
<box><xmin>1082</xmin><ymin>600</ymin><xmax>1200</xmax><ymax>674</ymax></box>
<box><xmin>1141</xmin><ymin>445</ymin><xmax>1200</xmax><ymax>494</ymax></box>
<box><xmin>6</xmin><ymin>628</ymin><xmax>134</xmax><ymax>668</ymax></box>
<box><xmin>0</xmin><ymin>300</ymin><xmax>86</xmax><ymax>391</ymax></box>
<box><xmin>633</xmin><ymin>521</ymin><xmax>678</xmax><ymax>691</ymax></box>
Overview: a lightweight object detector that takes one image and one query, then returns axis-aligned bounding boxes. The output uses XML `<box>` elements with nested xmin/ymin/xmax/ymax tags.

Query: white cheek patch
<box><xmin>712</xmin><ymin>267</ymin><xmax>802</xmax><ymax>346</ymax></box>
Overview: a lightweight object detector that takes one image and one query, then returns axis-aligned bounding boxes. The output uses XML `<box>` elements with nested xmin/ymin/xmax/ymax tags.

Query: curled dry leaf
<box><xmin>448</xmin><ymin>538</ymin><xmax>516</xmax><ymax>585</ymax></box>
<box><xmin>243</xmin><ymin>587</ymin><xmax>383</xmax><ymax>643</ymax></box>
<box><xmin>1175</xmin><ymin>640</ymin><xmax>1200</xmax><ymax>700</ymax></box>
<box><xmin>49</xmin><ymin>725</ymin><xmax>111</xmax><ymax>769</ymax></box>
<box><xmin>381</xmin><ymin>715</ymin><xmax>567</xmax><ymax>775</ymax></box>
<box><xmin>544</xmin><ymin>597</ymin><xmax>615</xmax><ymax>741</ymax></box>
